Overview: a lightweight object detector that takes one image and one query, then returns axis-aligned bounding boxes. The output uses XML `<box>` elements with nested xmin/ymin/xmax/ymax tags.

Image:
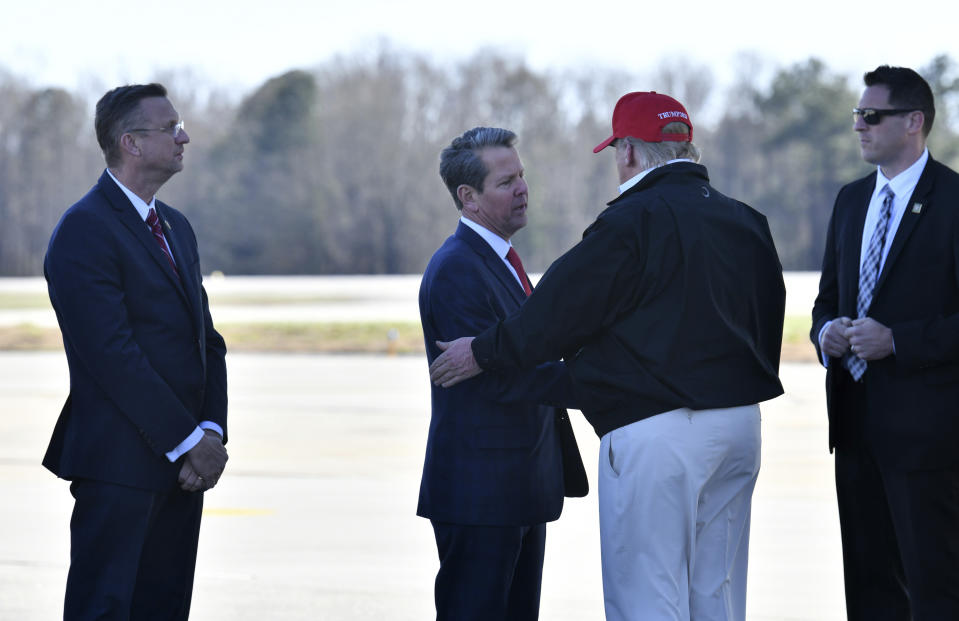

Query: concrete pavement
<box><xmin>0</xmin><ymin>351</ymin><xmax>843</xmax><ymax>620</ymax></box>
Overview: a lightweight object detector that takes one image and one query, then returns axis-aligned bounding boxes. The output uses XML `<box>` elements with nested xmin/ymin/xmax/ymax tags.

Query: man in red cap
<box><xmin>429</xmin><ymin>91</ymin><xmax>786</xmax><ymax>620</ymax></box>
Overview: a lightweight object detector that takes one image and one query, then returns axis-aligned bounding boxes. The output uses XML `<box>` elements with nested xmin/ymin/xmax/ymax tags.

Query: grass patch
<box><xmin>781</xmin><ymin>315</ymin><xmax>816</xmax><ymax>362</ymax></box>
<box><xmin>0</xmin><ymin>317</ymin><xmax>817</xmax><ymax>361</ymax></box>
<box><xmin>0</xmin><ymin>322</ymin><xmax>426</xmax><ymax>354</ymax></box>
<box><xmin>0</xmin><ymin>293</ymin><xmax>52</xmax><ymax>310</ymax></box>
<box><xmin>216</xmin><ymin>321</ymin><xmax>425</xmax><ymax>354</ymax></box>
<box><xmin>0</xmin><ymin>292</ymin><xmax>374</xmax><ymax>309</ymax></box>
<box><xmin>782</xmin><ymin>315</ymin><xmax>811</xmax><ymax>343</ymax></box>
<box><xmin>207</xmin><ymin>294</ymin><xmax>363</xmax><ymax>306</ymax></box>
<box><xmin>0</xmin><ymin>324</ymin><xmax>63</xmax><ymax>350</ymax></box>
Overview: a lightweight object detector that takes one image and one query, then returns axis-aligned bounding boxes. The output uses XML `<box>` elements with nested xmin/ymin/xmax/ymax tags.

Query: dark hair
<box><xmin>864</xmin><ymin>65</ymin><xmax>935</xmax><ymax>136</ymax></box>
<box><xmin>95</xmin><ymin>83</ymin><xmax>168</xmax><ymax>166</ymax></box>
<box><xmin>439</xmin><ymin>127</ymin><xmax>517</xmax><ymax>210</ymax></box>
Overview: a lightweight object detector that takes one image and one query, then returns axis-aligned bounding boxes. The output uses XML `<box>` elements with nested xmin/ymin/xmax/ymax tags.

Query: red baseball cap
<box><xmin>593</xmin><ymin>91</ymin><xmax>693</xmax><ymax>153</ymax></box>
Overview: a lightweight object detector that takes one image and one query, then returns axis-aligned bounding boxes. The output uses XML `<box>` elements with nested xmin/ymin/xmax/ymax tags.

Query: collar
<box><xmin>618</xmin><ymin>158</ymin><xmax>694</xmax><ymax>195</ymax></box>
<box><xmin>460</xmin><ymin>216</ymin><xmax>513</xmax><ymax>259</ymax></box>
<box><xmin>106</xmin><ymin>168</ymin><xmax>156</xmax><ymax>221</ymax></box>
<box><xmin>875</xmin><ymin>148</ymin><xmax>928</xmax><ymax>200</ymax></box>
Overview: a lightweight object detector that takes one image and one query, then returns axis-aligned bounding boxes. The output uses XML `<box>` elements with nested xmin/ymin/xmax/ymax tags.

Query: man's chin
<box><xmin>859</xmin><ymin>147</ymin><xmax>878</xmax><ymax>165</ymax></box>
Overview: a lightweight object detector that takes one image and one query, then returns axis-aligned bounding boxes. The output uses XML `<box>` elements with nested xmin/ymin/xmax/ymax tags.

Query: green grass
<box><xmin>0</xmin><ymin>293</ymin><xmax>52</xmax><ymax>310</ymax></box>
<box><xmin>783</xmin><ymin>315</ymin><xmax>812</xmax><ymax>344</ymax></box>
<box><xmin>206</xmin><ymin>294</ymin><xmax>364</xmax><ymax>306</ymax></box>
<box><xmin>217</xmin><ymin>321</ymin><xmax>425</xmax><ymax>354</ymax></box>
<box><xmin>0</xmin><ymin>292</ymin><xmax>375</xmax><ymax>309</ymax></box>
<box><xmin>781</xmin><ymin>315</ymin><xmax>816</xmax><ymax>361</ymax></box>
<box><xmin>0</xmin><ymin>324</ymin><xmax>64</xmax><ymax>350</ymax></box>
<box><xmin>0</xmin><ymin>317</ymin><xmax>817</xmax><ymax>359</ymax></box>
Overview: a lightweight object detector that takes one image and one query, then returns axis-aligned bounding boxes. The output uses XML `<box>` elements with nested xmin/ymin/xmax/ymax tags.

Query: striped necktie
<box><xmin>146</xmin><ymin>207</ymin><xmax>179</xmax><ymax>280</ymax></box>
<box><xmin>847</xmin><ymin>184</ymin><xmax>894</xmax><ymax>380</ymax></box>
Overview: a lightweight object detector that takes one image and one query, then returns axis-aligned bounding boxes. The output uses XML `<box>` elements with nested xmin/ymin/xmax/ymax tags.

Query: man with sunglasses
<box><xmin>812</xmin><ymin>65</ymin><xmax>959</xmax><ymax>619</ymax></box>
<box><xmin>43</xmin><ymin>83</ymin><xmax>228</xmax><ymax>619</ymax></box>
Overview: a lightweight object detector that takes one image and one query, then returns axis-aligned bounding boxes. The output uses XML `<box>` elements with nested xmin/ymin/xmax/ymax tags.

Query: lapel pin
<box><xmin>164</xmin><ymin>219</ymin><xmax>172</xmax><ymax>230</ymax></box>
<box><xmin>911</xmin><ymin>203</ymin><xmax>923</xmax><ymax>214</ymax></box>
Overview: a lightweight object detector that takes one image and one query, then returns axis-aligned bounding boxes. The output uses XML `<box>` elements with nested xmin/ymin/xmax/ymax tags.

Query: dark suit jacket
<box><xmin>43</xmin><ymin>170</ymin><xmax>227</xmax><ymax>492</ymax></box>
<box><xmin>417</xmin><ymin>222</ymin><xmax>582</xmax><ymax>526</ymax></box>
<box><xmin>811</xmin><ymin>156</ymin><xmax>959</xmax><ymax>469</ymax></box>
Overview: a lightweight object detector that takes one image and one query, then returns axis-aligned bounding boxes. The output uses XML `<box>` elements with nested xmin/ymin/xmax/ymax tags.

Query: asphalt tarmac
<box><xmin>1</xmin><ymin>351</ymin><xmax>843</xmax><ymax>620</ymax></box>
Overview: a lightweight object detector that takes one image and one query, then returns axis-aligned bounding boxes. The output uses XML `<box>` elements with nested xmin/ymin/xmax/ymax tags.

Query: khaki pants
<box><xmin>598</xmin><ymin>405</ymin><xmax>761</xmax><ymax>621</ymax></box>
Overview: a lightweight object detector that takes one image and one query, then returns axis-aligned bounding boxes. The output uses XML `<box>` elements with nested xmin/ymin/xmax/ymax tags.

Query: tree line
<box><xmin>1</xmin><ymin>50</ymin><xmax>957</xmax><ymax>276</ymax></box>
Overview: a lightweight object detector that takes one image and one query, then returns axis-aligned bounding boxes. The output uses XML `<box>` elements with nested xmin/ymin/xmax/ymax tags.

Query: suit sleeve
<box><xmin>811</xmin><ymin>193</ymin><xmax>842</xmax><ymax>367</ymax></box>
<box><xmin>45</xmin><ymin>208</ymin><xmax>200</xmax><ymax>456</ymax></box>
<box><xmin>472</xmin><ymin>213</ymin><xmax>650</xmax><ymax>371</ymax></box>
<box><xmin>185</xmin><ymin>219</ymin><xmax>228</xmax><ymax>441</ymax></box>
<box><xmin>425</xmin><ymin>256</ymin><xmax>574</xmax><ymax>406</ymax></box>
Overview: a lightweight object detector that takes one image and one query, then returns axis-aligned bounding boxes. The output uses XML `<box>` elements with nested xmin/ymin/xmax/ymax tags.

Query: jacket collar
<box><xmin>96</xmin><ymin>170</ymin><xmax>193</xmax><ymax>305</ymax></box>
<box><xmin>454</xmin><ymin>221</ymin><xmax>529</xmax><ymax>304</ymax></box>
<box><xmin>610</xmin><ymin>161</ymin><xmax>710</xmax><ymax>205</ymax></box>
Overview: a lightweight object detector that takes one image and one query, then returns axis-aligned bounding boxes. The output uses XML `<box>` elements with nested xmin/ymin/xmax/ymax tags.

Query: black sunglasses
<box><xmin>853</xmin><ymin>107</ymin><xmax>917</xmax><ymax>126</ymax></box>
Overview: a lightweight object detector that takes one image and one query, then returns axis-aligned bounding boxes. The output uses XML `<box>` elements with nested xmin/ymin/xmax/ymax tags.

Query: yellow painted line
<box><xmin>203</xmin><ymin>507</ymin><xmax>275</xmax><ymax>517</ymax></box>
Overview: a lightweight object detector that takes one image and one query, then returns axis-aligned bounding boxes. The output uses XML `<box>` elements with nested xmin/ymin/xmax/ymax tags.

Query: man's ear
<box><xmin>120</xmin><ymin>132</ymin><xmax>140</xmax><ymax>158</ymax></box>
<box><xmin>622</xmin><ymin>140</ymin><xmax>635</xmax><ymax>167</ymax></box>
<box><xmin>458</xmin><ymin>184</ymin><xmax>477</xmax><ymax>212</ymax></box>
<box><xmin>906</xmin><ymin>110</ymin><xmax>925</xmax><ymax>136</ymax></box>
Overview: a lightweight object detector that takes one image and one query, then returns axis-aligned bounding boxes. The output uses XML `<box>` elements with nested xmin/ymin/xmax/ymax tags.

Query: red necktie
<box><xmin>146</xmin><ymin>208</ymin><xmax>179</xmax><ymax>279</ymax></box>
<box><xmin>505</xmin><ymin>247</ymin><xmax>532</xmax><ymax>296</ymax></box>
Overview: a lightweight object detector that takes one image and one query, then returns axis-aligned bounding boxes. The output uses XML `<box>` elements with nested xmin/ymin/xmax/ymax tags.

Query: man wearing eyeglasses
<box><xmin>43</xmin><ymin>83</ymin><xmax>228</xmax><ymax>620</ymax></box>
<box><xmin>812</xmin><ymin>65</ymin><xmax>959</xmax><ymax>620</ymax></box>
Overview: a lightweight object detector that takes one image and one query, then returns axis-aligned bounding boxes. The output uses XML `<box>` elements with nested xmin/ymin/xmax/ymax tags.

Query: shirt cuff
<box><xmin>166</xmin><ymin>426</ymin><xmax>204</xmax><ymax>463</ymax></box>
<box><xmin>818</xmin><ymin>321</ymin><xmax>832</xmax><ymax>367</ymax></box>
<box><xmin>199</xmin><ymin>421</ymin><xmax>224</xmax><ymax>438</ymax></box>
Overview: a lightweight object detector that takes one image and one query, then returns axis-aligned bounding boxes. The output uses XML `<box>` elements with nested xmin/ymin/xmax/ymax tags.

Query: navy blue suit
<box><xmin>43</xmin><ymin>170</ymin><xmax>227</xmax><ymax>619</ymax></box>
<box><xmin>418</xmin><ymin>221</ymin><xmax>582</xmax><ymax>620</ymax></box>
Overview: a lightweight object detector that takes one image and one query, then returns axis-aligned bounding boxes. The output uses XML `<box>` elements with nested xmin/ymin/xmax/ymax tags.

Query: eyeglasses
<box><xmin>127</xmin><ymin>120</ymin><xmax>186</xmax><ymax>138</ymax></box>
<box><xmin>853</xmin><ymin>108</ymin><xmax>916</xmax><ymax>126</ymax></box>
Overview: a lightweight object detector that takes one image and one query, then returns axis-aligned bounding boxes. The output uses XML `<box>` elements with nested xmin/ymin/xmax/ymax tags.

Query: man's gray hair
<box><xmin>622</xmin><ymin>122</ymin><xmax>701</xmax><ymax>170</ymax></box>
<box><xmin>440</xmin><ymin>127</ymin><xmax>517</xmax><ymax>210</ymax></box>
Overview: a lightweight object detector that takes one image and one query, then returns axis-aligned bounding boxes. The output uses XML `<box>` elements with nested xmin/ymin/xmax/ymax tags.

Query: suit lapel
<box><xmin>454</xmin><ymin>222</ymin><xmax>528</xmax><ymax>306</ymax></box>
<box><xmin>99</xmin><ymin>172</ymin><xmax>191</xmax><ymax>306</ymax></box>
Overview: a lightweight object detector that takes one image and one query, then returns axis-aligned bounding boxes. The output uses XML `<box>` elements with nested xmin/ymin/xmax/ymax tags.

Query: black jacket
<box><xmin>811</xmin><ymin>157</ymin><xmax>959</xmax><ymax>469</ymax></box>
<box><xmin>472</xmin><ymin>162</ymin><xmax>785</xmax><ymax>437</ymax></box>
